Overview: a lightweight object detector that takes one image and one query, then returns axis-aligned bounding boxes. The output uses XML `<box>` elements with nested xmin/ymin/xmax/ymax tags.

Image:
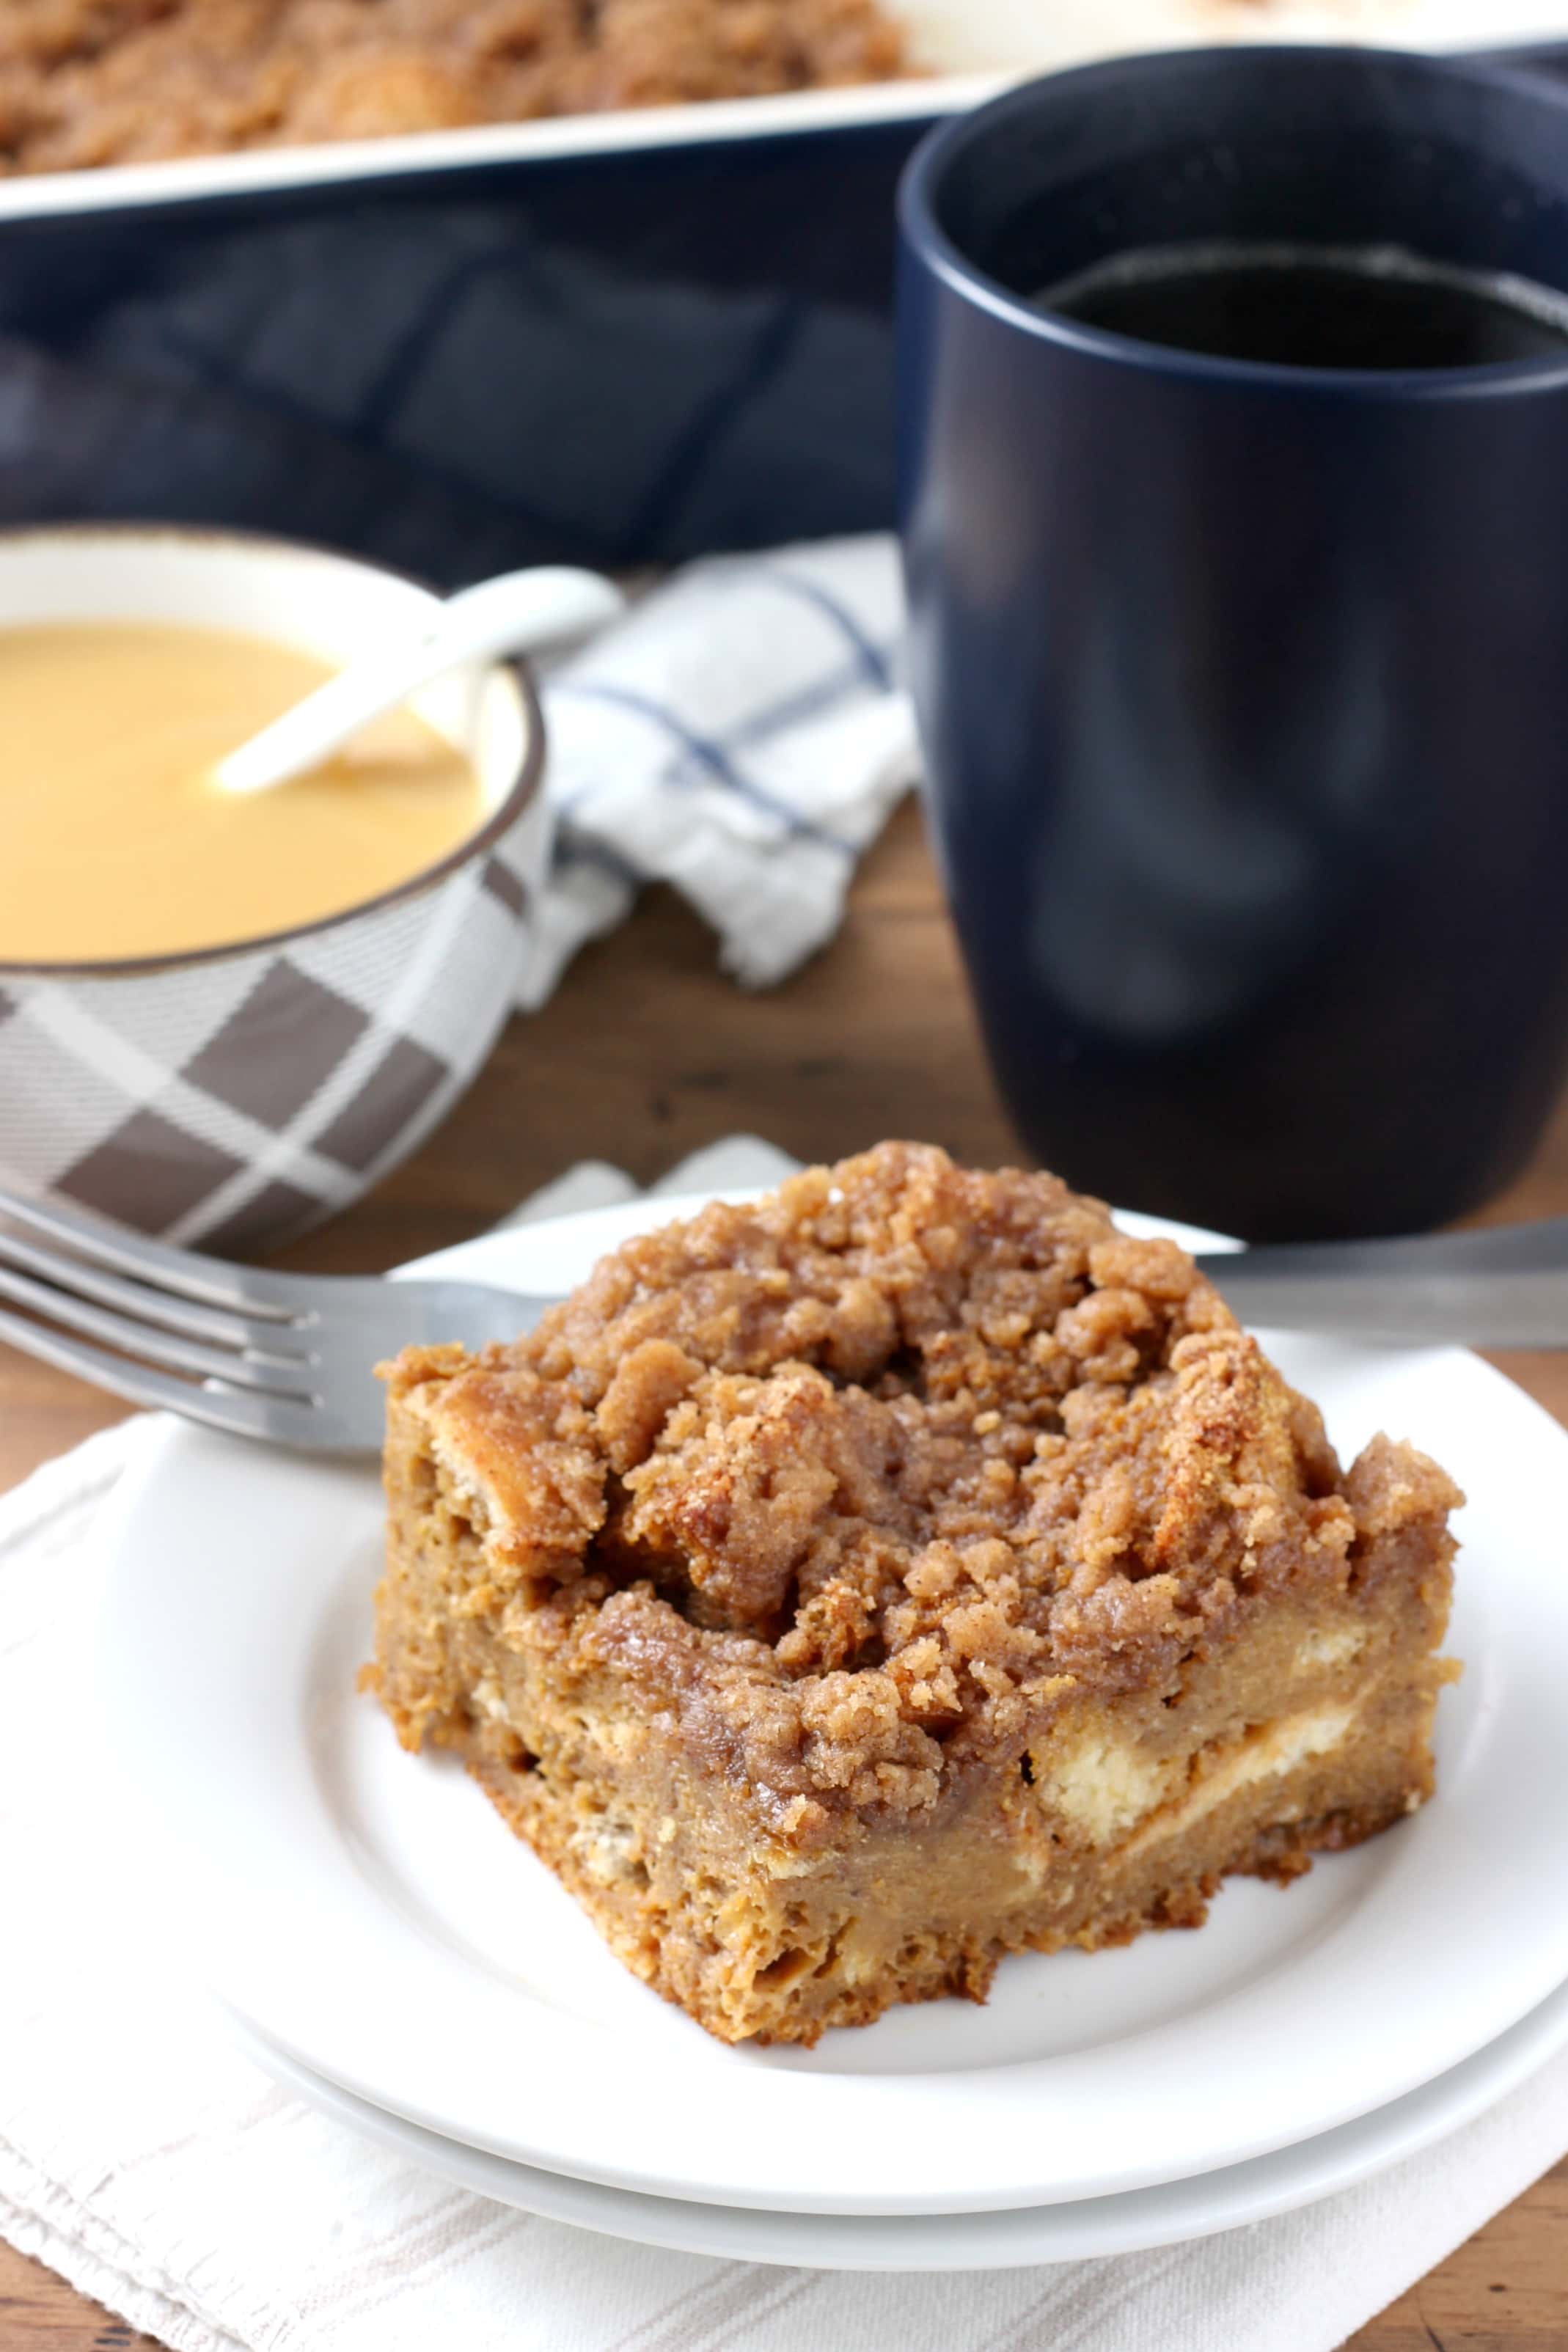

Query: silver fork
<box><xmin>3</xmin><ymin>1184</ymin><xmax>1568</xmax><ymax>1454</ymax></box>
<box><xmin>0</xmin><ymin>1185</ymin><xmax>545</xmax><ymax>1451</ymax></box>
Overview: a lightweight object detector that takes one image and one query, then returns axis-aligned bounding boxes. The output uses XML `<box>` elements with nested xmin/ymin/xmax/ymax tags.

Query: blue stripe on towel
<box><xmin>550</xmin><ymin>683</ymin><xmax>856</xmax><ymax>856</ymax></box>
<box><xmin>723</xmin><ymin>658</ymin><xmax>888</xmax><ymax>752</ymax></box>
<box><xmin>754</xmin><ymin>565</ymin><xmax>893</xmax><ymax>689</ymax></box>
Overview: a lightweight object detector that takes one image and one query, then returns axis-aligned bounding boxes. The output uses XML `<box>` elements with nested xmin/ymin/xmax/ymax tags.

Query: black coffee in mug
<box><xmin>1036</xmin><ymin>241</ymin><xmax>1568</xmax><ymax>369</ymax></box>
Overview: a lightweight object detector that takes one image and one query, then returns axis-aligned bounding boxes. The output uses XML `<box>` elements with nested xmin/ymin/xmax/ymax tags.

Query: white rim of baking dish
<box><xmin>0</xmin><ymin>76</ymin><xmax>995</xmax><ymax>223</ymax></box>
<box><xmin>4</xmin><ymin>4</ymin><xmax>1562</xmax><ymax>228</ymax></box>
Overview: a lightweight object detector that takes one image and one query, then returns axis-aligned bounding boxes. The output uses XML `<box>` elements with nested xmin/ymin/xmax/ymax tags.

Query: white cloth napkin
<box><xmin>3</xmin><ymin>1137</ymin><xmax>1567</xmax><ymax>2352</ymax></box>
<box><xmin>523</xmin><ymin>535</ymin><xmax>917</xmax><ymax>1003</ymax></box>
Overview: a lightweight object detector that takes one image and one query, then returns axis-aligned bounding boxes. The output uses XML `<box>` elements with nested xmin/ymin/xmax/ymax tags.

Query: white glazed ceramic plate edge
<box><xmin>99</xmin><ymin>1191</ymin><xmax>1568</xmax><ymax>2215</ymax></box>
<box><xmin>221</xmin><ymin>1975</ymin><xmax>1568</xmax><ymax>2271</ymax></box>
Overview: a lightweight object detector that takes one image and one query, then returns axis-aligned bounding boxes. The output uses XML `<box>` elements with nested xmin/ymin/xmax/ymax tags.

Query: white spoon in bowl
<box><xmin>211</xmin><ymin>565</ymin><xmax>624</xmax><ymax>796</ymax></box>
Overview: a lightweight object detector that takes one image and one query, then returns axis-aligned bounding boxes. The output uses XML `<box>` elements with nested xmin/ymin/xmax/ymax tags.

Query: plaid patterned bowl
<box><xmin>0</xmin><ymin>527</ymin><xmax>548</xmax><ymax>1252</ymax></box>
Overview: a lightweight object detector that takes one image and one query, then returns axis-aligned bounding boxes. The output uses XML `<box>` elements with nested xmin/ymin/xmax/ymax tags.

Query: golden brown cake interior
<box><xmin>368</xmin><ymin>1143</ymin><xmax>1461</xmax><ymax>2045</ymax></box>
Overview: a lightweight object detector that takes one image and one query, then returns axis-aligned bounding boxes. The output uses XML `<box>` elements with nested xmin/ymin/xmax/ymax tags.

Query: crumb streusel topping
<box><xmin>386</xmin><ymin>1142</ymin><xmax>1459</xmax><ymax>1837</ymax></box>
<box><xmin>0</xmin><ymin>0</ymin><xmax>906</xmax><ymax>174</ymax></box>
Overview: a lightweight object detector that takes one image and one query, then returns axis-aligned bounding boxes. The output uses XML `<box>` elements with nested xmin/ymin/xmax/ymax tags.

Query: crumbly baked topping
<box><xmin>0</xmin><ymin>0</ymin><xmax>906</xmax><ymax>174</ymax></box>
<box><xmin>384</xmin><ymin>1143</ymin><xmax>1461</xmax><ymax>1833</ymax></box>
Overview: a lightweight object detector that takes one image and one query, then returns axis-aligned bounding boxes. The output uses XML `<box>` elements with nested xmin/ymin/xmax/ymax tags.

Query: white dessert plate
<box><xmin>99</xmin><ymin>1191</ymin><xmax>1568</xmax><ymax>2216</ymax></box>
<box><xmin>222</xmin><ymin>1970</ymin><xmax>1568</xmax><ymax>2269</ymax></box>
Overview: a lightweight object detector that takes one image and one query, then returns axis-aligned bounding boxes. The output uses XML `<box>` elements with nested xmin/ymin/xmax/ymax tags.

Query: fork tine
<box><xmin>0</xmin><ymin>1186</ymin><xmax>303</xmax><ymax>1322</ymax></box>
<box><xmin>0</xmin><ymin>1301</ymin><xmax>320</xmax><ymax>1442</ymax></box>
<box><xmin>0</xmin><ymin>1224</ymin><xmax>296</xmax><ymax>1352</ymax></box>
<box><xmin>0</xmin><ymin>1264</ymin><xmax>320</xmax><ymax>1394</ymax></box>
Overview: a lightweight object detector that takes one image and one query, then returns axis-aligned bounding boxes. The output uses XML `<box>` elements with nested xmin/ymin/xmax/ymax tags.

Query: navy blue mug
<box><xmin>898</xmin><ymin>47</ymin><xmax>1568</xmax><ymax>1239</ymax></box>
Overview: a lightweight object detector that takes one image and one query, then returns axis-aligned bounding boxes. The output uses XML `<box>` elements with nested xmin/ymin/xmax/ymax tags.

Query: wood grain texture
<box><xmin>1</xmin><ymin>799</ymin><xmax>1564</xmax><ymax>2348</ymax></box>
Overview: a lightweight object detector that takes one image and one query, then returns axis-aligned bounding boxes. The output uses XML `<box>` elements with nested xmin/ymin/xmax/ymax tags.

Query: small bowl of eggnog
<box><xmin>0</xmin><ymin>525</ymin><xmax>547</xmax><ymax>1249</ymax></box>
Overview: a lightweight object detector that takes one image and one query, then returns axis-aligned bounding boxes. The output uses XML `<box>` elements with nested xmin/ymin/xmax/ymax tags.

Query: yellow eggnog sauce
<box><xmin>0</xmin><ymin>622</ymin><xmax>491</xmax><ymax>963</ymax></box>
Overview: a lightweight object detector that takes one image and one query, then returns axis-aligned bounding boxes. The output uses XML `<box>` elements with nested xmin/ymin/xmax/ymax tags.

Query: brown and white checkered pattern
<box><xmin>0</xmin><ymin>792</ymin><xmax>548</xmax><ymax>1250</ymax></box>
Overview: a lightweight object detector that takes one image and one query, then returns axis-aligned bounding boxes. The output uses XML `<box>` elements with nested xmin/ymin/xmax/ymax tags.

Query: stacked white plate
<box><xmin>98</xmin><ymin>1194</ymin><xmax>1568</xmax><ymax>2270</ymax></box>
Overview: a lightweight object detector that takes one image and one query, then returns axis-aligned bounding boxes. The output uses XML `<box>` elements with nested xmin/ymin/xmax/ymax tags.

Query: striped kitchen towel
<box><xmin>525</xmin><ymin>532</ymin><xmax>917</xmax><ymax>1001</ymax></box>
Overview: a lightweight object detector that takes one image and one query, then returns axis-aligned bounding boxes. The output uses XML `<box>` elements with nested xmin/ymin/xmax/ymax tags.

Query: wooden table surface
<box><xmin>2</xmin><ymin>799</ymin><xmax>1565</xmax><ymax>2351</ymax></box>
